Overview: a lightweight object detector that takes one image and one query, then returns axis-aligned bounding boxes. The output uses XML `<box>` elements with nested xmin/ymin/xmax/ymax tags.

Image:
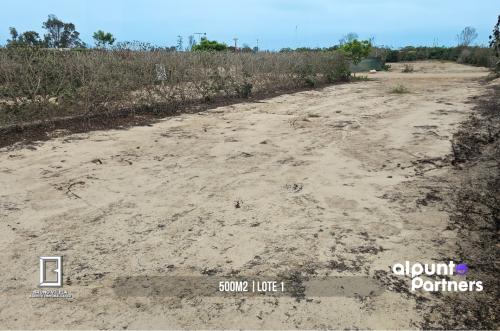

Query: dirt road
<box><xmin>0</xmin><ymin>61</ymin><xmax>490</xmax><ymax>329</ymax></box>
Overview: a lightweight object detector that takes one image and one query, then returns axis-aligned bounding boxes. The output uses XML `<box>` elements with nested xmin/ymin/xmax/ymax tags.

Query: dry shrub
<box><xmin>0</xmin><ymin>48</ymin><xmax>350</xmax><ymax>126</ymax></box>
<box><xmin>401</xmin><ymin>64</ymin><xmax>414</xmax><ymax>73</ymax></box>
<box><xmin>457</xmin><ymin>47</ymin><xmax>495</xmax><ymax>68</ymax></box>
<box><xmin>390</xmin><ymin>84</ymin><xmax>410</xmax><ymax>94</ymax></box>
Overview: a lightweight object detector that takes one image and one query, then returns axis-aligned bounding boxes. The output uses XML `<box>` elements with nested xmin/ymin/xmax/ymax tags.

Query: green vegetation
<box><xmin>383</xmin><ymin>45</ymin><xmax>495</xmax><ymax>68</ymax></box>
<box><xmin>1</xmin><ymin>16</ymin><xmax>499</xmax><ymax>128</ymax></box>
<box><xmin>7</xmin><ymin>14</ymin><xmax>85</xmax><ymax>48</ymax></box>
<box><xmin>369</xmin><ymin>24</ymin><xmax>496</xmax><ymax>69</ymax></box>
<box><xmin>390</xmin><ymin>85</ymin><xmax>410</xmax><ymax>94</ymax></box>
<box><xmin>192</xmin><ymin>38</ymin><xmax>228</xmax><ymax>51</ymax></box>
<box><xmin>340</xmin><ymin>39</ymin><xmax>372</xmax><ymax>65</ymax></box>
<box><xmin>7</xmin><ymin>28</ymin><xmax>44</xmax><ymax>47</ymax></box>
<box><xmin>42</xmin><ymin>14</ymin><xmax>85</xmax><ymax>48</ymax></box>
<box><xmin>93</xmin><ymin>30</ymin><xmax>116</xmax><ymax>48</ymax></box>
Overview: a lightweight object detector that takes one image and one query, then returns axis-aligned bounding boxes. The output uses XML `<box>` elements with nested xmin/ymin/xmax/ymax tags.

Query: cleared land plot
<box><xmin>0</xmin><ymin>61</ymin><xmax>491</xmax><ymax>329</ymax></box>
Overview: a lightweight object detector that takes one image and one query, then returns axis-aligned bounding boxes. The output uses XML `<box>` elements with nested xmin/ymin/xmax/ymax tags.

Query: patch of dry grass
<box><xmin>390</xmin><ymin>84</ymin><xmax>410</xmax><ymax>94</ymax></box>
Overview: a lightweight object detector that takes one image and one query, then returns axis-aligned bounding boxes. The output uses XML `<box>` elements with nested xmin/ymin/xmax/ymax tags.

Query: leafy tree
<box><xmin>19</xmin><ymin>31</ymin><xmax>43</xmax><ymax>46</ymax></box>
<box><xmin>192</xmin><ymin>38</ymin><xmax>227</xmax><ymax>51</ymax></box>
<box><xmin>43</xmin><ymin>14</ymin><xmax>85</xmax><ymax>48</ymax></box>
<box><xmin>176</xmin><ymin>35</ymin><xmax>183</xmax><ymax>51</ymax></box>
<box><xmin>8</xmin><ymin>27</ymin><xmax>18</xmax><ymax>42</ymax></box>
<box><xmin>7</xmin><ymin>27</ymin><xmax>44</xmax><ymax>47</ymax></box>
<box><xmin>457</xmin><ymin>26</ymin><xmax>478</xmax><ymax>47</ymax></box>
<box><xmin>340</xmin><ymin>39</ymin><xmax>372</xmax><ymax>65</ymax></box>
<box><xmin>339</xmin><ymin>32</ymin><xmax>359</xmax><ymax>46</ymax></box>
<box><xmin>93</xmin><ymin>30</ymin><xmax>115</xmax><ymax>48</ymax></box>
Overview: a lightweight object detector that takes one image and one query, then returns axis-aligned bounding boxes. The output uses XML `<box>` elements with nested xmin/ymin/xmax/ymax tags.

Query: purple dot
<box><xmin>456</xmin><ymin>263</ymin><xmax>468</xmax><ymax>275</ymax></box>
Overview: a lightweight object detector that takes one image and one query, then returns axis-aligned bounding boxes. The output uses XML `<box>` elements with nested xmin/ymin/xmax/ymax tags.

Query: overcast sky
<box><xmin>0</xmin><ymin>0</ymin><xmax>498</xmax><ymax>49</ymax></box>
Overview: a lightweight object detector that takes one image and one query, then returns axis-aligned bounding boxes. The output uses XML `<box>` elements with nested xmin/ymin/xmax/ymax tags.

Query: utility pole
<box><xmin>194</xmin><ymin>32</ymin><xmax>206</xmax><ymax>42</ymax></box>
<box><xmin>233</xmin><ymin>37</ymin><xmax>238</xmax><ymax>52</ymax></box>
<box><xmin>256</xmin><ymin>38</ymin><xmax>259</xmax><ymax>50</ymax></box>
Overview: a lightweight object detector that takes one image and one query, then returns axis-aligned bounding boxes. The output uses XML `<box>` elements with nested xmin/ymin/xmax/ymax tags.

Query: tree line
<box><xmin>7</xmin><ymin>14</ymin><xmax>115</xmax><ymax>49</ymax></box>
<box><xmin>4</xmin><ymin>13</ymin><xmax>500</xmax><ymax>64</ymax></box>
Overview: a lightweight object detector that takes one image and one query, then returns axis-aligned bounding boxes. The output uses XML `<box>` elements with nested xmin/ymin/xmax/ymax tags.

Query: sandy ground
<box><xmin>0</xmin><ymin>61</ymin><xmax>490</xmax><ymax>329</ymax></box>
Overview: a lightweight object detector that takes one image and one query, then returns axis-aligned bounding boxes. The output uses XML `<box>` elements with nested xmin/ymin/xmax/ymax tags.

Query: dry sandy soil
<box><xmin>0</xmin><ymin>61</ymin><xmax>491</xmax><ymax>329</ymax></box>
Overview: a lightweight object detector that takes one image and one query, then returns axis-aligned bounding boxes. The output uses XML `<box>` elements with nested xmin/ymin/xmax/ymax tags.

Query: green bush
<box><xmin>340</xmin><ymin>39</ymin><xmax>372</xmax><ymax>65</ymax></box>
<box><xmin>191</xmin><ymin>38</ymin><xmax>228</xmax><ymax>51</ymax></box>
<box><xmin>384</xmin><ymin>46</ymin><xmax>494</xmax><ymax>69</ymax></box>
